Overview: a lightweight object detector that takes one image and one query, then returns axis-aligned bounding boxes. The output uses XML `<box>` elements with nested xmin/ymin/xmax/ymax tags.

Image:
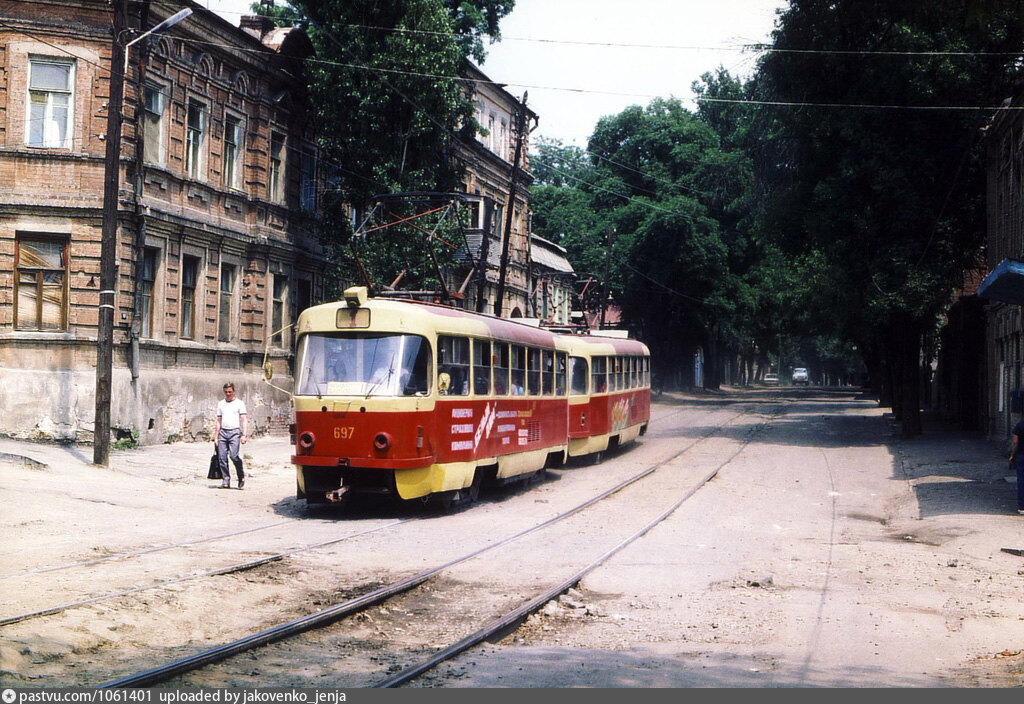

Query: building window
<box><xmin>15</xmin><ymin>235</ymin><xmax>67</xmax><ymax>331</ymax></box>
<box><xmin>218</xmin><ymin>264</ymin><xmax>236</xmax><ymax>342</ymax></box>
<box><xmin>180</xmin><ymin>255</ymin><xmax>199</xmax><ymax>339</ymax></box>
<box><xmin>292</xmin><ymin>278</ymin><xmax>311</xmax><ymax>327</ymax></box>
<box><xmin>140</xmin><ymin>248</ymin><xmax>158</xmax><ymax>338</ymax></box>
<box><xmin>185</xmin><ymin>100</ymin><xmax>206</xmax><ymax>179</ymax></box>
<box><xmin>272</xmin><ymin>276</ymin><xmax>286</xmax><ymax>346</ymax></box>
<box><xmin>142</xmin><ymin>82</ymin><xmax>166</xmax><ymax>164</ymax></box>
<box><xmin>493</xmin><ymin>203</ymin><xmax>503</xmax><ymax>234</ymax></box>
<box><xmin>269</xmin><ymin>131</ymin><xmax>285</xmax><ymax>203</ymax></box>
<box><xmin>300</xmin><ymin>149</ymin><xmax>317</xmax><ymax>212</ymax></box>
<box><xmin>223</xmin><ymin>115</ymin><xmax>243</xmax><ymax>190</ymax></box>
<box><xmin>27</xmin><ymin>58</ymin><xmax>74</xmax><ymax>149</ymax></box>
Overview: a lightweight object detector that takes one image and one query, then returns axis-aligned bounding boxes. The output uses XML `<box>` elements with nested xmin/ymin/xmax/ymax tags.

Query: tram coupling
<box><xmin>325</xmin><ymin>486</ymin><xmax>351</xmax><ymax>503</ymax></box>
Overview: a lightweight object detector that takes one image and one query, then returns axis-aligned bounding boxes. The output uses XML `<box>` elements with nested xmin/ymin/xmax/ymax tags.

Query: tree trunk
<box><xmin>900</xmin><ymin>324</ymin><xmax>923</xmax><ymax>438</ymax></box>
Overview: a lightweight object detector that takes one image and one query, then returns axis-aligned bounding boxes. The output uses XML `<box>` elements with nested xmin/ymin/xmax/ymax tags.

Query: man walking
<box><xmin>215</xmin><ymin>382</ymin><xmax>248</xmax><ymax>489</ymax></box>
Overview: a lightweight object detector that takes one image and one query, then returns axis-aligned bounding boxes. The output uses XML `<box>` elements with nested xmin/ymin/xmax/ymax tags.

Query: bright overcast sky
<box><xmin>198</xmin><ymin>0</ymin><xmax>787</xmax><ymax>146</ymax></box>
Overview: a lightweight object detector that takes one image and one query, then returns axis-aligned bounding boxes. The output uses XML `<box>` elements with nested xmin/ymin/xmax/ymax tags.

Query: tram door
<box><xmin>569</xmin><ymin>356</ymin><xmax>591</xmax><ymax>436</ymax></box>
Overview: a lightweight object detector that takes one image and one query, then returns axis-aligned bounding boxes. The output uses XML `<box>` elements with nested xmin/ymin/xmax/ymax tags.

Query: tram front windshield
<box><xmin>295</xmin><ymin>333</ymin><xmax>431</xmax><ymax>397</ymax></box>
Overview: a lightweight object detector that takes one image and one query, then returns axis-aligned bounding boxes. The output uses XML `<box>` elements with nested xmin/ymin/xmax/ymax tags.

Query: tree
<box><xmin>752</xmin><ymin>0</ymin><xmax>1024</xmax><ymax>435</ymax></box>
<box><xmin>257</xmin><ymin>0</ymin><xmax>515</xmax><ymax>295</ymax></box>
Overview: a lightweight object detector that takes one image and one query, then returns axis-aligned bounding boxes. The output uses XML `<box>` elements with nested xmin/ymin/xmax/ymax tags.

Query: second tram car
<box><xmin>290</xmin><ymin>287</ymin><xmax>650</xmax><ymax>506</ymax></box>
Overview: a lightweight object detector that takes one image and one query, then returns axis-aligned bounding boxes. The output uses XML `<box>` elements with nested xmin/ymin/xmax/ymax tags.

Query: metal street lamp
<box><xmin>94</xmin><ymin>4</ymin><xmax>192</xmax><ymax>466</ymax></box>
<box><xmin>123</xmin><ymin>9</ymin><xmax>192</xmax><ymax>73</ymax></box>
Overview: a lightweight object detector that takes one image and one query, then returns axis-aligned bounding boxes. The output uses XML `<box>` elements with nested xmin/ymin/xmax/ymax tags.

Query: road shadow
<box><xmin>896</xmin><ymin>410</ymin><xmax>1018</xmax><ymax>519</ymax></box>
<box><xmin>435</xmin><ymin>644</ymin><xmax>947</xmax><ymax>687</ymax></box>
<box><xmin>652</xmin><ymin>389</ymin><xmax>1020</xmax><ymax>519</ymax></box>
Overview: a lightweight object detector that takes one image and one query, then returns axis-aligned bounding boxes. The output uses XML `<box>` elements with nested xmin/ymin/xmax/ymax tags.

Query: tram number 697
<box><xmin>334</xmin><ymin>426</ymin><xmax>356</xmax><ymax>439</ymax></box>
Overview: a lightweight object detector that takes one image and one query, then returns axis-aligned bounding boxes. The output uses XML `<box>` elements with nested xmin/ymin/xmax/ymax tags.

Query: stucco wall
<box><xmin>0</xmin><ymin>366</ymin><xmax>292</xmax><ymax>445</ymax></box>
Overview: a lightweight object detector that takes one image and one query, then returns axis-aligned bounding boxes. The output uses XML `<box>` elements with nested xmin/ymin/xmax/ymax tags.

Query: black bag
<box><xmin>207</xmin><ymin>452</ymin><xmax>222</xmax><ymax>479</ymax></box>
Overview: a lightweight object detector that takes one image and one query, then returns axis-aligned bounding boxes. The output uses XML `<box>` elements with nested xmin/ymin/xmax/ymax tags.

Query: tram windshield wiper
<box><xmin>365</xmin><ymin>353</ymin><xmax>396</xmax><ymax>398</ymax></box>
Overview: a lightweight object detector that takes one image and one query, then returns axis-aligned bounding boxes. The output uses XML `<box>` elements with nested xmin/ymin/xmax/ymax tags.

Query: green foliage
<box><xmin>750</xmin><ymin>0</ymin><xmax>1024</xmax><ymax>426</ymax></box>
<box><xmin>112</xmin><ymin>430</ymin><xmax>139</xmax><ymax>451</ymax></box>
<box><xmin>259</xmin><ymin>0</ymin><xmax>514</xmax><ymax>292</ymax></box>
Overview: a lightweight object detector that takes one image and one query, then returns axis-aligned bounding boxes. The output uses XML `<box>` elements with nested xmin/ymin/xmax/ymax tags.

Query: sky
<box><xmin>197</xmin><ymin>0</ymin><xmax>787</xmax><ymax>146</ymax></box>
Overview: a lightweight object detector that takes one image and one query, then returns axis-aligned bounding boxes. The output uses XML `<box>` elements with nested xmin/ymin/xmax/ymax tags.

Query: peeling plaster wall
<box><xmin>0</xmin><ymin>367</ymin><xmax>293</xmax><ymax>445</ymax></box>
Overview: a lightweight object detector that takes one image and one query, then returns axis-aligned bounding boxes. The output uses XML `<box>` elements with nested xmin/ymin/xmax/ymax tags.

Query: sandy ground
<box><xmin>1</xmin><ymin>387</ymin><xmax>1022</xmax><ymax>688</ymax></box>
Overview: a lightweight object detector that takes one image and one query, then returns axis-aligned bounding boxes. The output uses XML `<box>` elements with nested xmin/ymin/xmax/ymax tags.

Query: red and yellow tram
<box><xmin>290</xmin><ymin>287</ymin><xmax>650</xmax><ymax>506</ymax></box>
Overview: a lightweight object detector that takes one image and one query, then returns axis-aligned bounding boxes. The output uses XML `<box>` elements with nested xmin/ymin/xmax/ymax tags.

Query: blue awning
<box><xmin>978</xmin><ymin>258</ymin><xmax>1024</xmax><ymax>305</ymax></box>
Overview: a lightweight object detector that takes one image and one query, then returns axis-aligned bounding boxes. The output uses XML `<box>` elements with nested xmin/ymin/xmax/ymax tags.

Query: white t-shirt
<box><xmin>217</xmin><ymin>398</ymin><xmax>247</xmax><ymax>430</ymax></box>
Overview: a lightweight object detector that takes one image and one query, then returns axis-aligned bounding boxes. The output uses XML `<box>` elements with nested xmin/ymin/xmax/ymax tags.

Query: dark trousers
<box><xmin>217</xmin><ymin>428</ymin><xmax>244</xmax><ymax>485</ymax></box>
<box><xmin>1017</xmin><ymin>456</ymin><xmax>1024</xmax><ymax>511</ymax></box>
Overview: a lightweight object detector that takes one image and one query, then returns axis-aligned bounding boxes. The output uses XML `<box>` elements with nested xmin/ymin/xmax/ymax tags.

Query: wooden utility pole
<box><xmin>95</xmin><ymin>0</ymin><xmax>127</xmax><ymax>465</ymax></box>
<box><xmin>494</xmin><ymin>93</ymin><xmax>528</xmax><ymax>318</ymax></box>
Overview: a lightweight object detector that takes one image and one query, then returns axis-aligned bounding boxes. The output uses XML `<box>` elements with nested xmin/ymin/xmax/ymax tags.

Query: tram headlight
<box><xmin>298</xmin><ymin>431</ymin><xmax>316</xmax><ymax>451</ymax></box>
<box><xmin>373</xmin><ymin>432</ymin><xmax>393</xmax><ymax>452</ymax></box>
<box><xmin>344</xmin><ymin>286</ymin><xmax>368</xmax><ymax>308</ymax></box>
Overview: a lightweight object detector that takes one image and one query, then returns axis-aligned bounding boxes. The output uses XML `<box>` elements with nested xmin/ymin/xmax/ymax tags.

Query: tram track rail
<box><xmin>374</xmin><ymin>430</ymin><xmax>760</xmax><ymax>688</ymax></box>
<box><xmin>97</xmin><ymin>405</ymin><xmax>774</xmax><ymax>688</ymax></box>
<box><xmin>0</xmin><ymin>519</ymin><xmax>297</xmax><ymax>581</ymax></box>
<box><xmin>0</xmin><ymin>518</ymin><xmax>412</xmax><ymax>627</ymax></box>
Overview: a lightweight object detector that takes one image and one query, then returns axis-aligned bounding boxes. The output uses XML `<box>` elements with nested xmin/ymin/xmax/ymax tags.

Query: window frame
<box><xmin>26</xmin><ymin>56</ymin><xmax>74</xmax><ymax>149</ymax></box>
<box><xmin>142</xmin><ymin>80</ymin><xmax>167</xmax><ymax>165</ymax></box>
<box><xmin>300</xmin><ymin>147</ymin><xmax>317</xmax><ymax>212</ymax></box>
<box><xmin>271</xmin><ymin>274</ymin><xmax>286</xmax><ymax>347</ymax></box>
<box><xmin>493</xmin><ymin>341</ymin><xmax>510</xmax><ymax>395</ymax></box>
<box><xmin>179</xmin><ymin>254</ymin><xmax>200</xmax><ymax>340</ymax></box>
<box><xmin>218</xmin><ymin>263</ymin><xmax>237</xmax><ymax>343</ymax></box>
<box><xmin>139</xmin><ymin>247</ymin><xmax>159</xmax><ymax>338</ymax></box>
<box><xmin>510</xmin><ymin>344</ymin><xmax>526</xmax><ymax>395</ymax></box>
<box><xmin>527</xmin><ymin>347</ymin><xmax>542</xmax><ymax>396</ymax></box>
<box><xmin>473</xmin><ymin>339</ymin><xmax>491</xmax><ymax>395</ymax></box>
<box><xmin>438</xmin><ymin>335</ymin><xmax>470</xmax><ymax>396</ymax></box>
<box><xmin>592</xmin><ymin>356</ymin><xmax>607</xmax><ymax>394</ymax></box>
<box><xmin>269</xmin><ymin>130</ymin><xmax>286</xmax><ymax>203</ymax></box>
<box><xmin>223</xmin><ymin>113</ymin><xmax>244</xmax><ymax>190</ymax></box>
<box><xmin>185</xmin><ymin>98</ymin><xmax>207</xmax><ymax>180</ymax></box>
<box><xmin>14</xmin><ymin>233</ymin><xmax>68</xmax><ymax>331</ymax></box>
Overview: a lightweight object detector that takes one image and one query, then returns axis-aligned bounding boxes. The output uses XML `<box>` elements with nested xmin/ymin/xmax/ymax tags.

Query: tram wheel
<box><xmin>464</xmin><ymin>471</ymin><xmax>483</xmax><ymax>502</ymax></box>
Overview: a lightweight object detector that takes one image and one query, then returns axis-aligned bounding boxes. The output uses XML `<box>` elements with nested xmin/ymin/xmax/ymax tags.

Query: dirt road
<box><xmin>1</xmin><ymin>388</ymin><xmax>1022</xmax><ymax>687</ymax></box>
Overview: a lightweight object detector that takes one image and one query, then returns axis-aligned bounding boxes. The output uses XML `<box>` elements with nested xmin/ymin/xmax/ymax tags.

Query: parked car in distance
<box><xmin>764</xmin><ymin>372</ymin><xmax>779</xmax><ymax>385</ymax></box>
<box><xmin>792</xmin><ymin>367</ymin><xmax>809</xmax><ymax>385</ymax></box>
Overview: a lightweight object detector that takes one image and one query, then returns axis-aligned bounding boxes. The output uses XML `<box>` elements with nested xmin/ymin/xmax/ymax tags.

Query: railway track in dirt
<box><xmin>92</xmin><ymin>404</ymin><xmax>779</xmax><ymax>688</ymax></box>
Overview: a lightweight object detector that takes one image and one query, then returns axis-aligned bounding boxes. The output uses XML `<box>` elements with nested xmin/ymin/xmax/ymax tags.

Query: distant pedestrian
<box><xmin>1010</xmin><ymin>413</ymin><xmax>1024</xmax><ymax>514</ymax></box>
<box><xmin>215</xmin><ymin>382</ymin><xmax>248</xmax><ymax>489</ymax></box>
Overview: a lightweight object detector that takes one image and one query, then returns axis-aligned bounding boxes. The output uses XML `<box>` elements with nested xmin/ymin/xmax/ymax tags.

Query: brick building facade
<box><xmin>453</xmin><ymin>63</ymin><xmax>538</xmax><ymax>318</ymax></box>
<box><xmin>0</xmin><ymin>1</ymin><xmax>327</xmax><ymax>444</ymax></box>
<box><xmin>979</xmin><ymin>90</ymin><xmax>1024</xmax><ymax>440</ymax></box>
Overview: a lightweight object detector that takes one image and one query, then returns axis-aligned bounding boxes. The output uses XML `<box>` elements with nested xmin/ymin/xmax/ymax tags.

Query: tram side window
<box><xmin>629</xmin><ymin>357</ymin><xmax>637</xmax><ymax>388</ymax></box>
<box><xmin>473</xmin><ymin>339</ymin><xmax>491</xmax><ymax>395</ymax></box>
<box><xmin>542</xmin><ymin>349</ymin><xmax>554</xmax><ymax>394</ymax></box>
<box><xmin>527</xmin><ymin>347</ymin><xmax>542</xmax><ymax>395</ymax></box>
<box><xmin>555</xmin><ymin>352</ymin><xmax>567</xmax><ymax>395</ymax></box>
<box><xmin>644</xmin><ymin>357</ymin><xmax>650</xmax><ymax>386</ymax></box>
<box><xmin>438</xmin><ymin>335</ymin><xmax>470</xmax><ymax>395</ymax></box>
<box><xmin>569</xmin><ymin>356</ymin><xmax>588</xmax><ymax>395</ymax></box>
<box><xmin>592</xmin><ymin>356</ymin><xmax>607</xmax><ymax>393</ymax></box>
<box><xmin>510</xmin><ymin>345</ymin><xmax>526</xmax><ymax>395</ymax></box>
<box><xmin>494</xmin><ymin>342</ymin><xmax>510</xmax><ymax>395</ymax></box>
<box><xmin>618</xmin><ymin>356</ymin><xmax>626</xmax><ymax>390</ymax></box>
